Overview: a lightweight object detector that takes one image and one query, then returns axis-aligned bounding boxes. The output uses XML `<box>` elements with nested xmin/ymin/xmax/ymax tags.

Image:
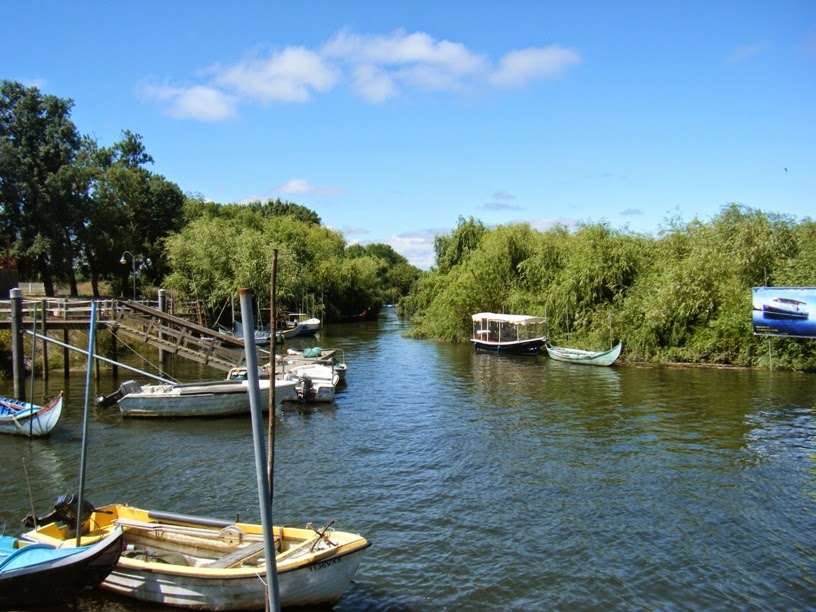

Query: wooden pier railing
<box><xmin>2</xmin><ymin>290</ymin><xmax>250</xmax><ymax>399</ymax></box>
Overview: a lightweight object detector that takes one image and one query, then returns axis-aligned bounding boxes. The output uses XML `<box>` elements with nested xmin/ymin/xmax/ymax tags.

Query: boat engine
<box><xmin>95</xmin><ymin>379</ymin><xmax>143</xmax><ymax>408</ymax></box>
<box><xmin>295</xmin><ymin>373</ymin><xmax>314</xmax><ymax>401</ymax></box>
<box><xmin>22</xmin><ymin>493</ymin><xmax>95</xmax><ymax>528</ymax></box>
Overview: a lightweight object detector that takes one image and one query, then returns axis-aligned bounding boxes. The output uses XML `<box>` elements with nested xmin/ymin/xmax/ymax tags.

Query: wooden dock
<box><xmin>110</xmin><ymin>299</ymin><xmax>246</xmax><ymax>371</ymax></box>
<box><xmin>1</xmin><ymin>291</ymin><xmax>252</xmax><ymax>399</ymax></box>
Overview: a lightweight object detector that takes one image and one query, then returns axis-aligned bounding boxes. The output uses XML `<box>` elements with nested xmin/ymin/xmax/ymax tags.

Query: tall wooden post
<box><xmin>10</xmin><ymin>288</ymin><xmax>25</xmax><ymax>400</ymax></box>
<box><xmin>40</xmin><ymin>299</ymin><xmax>49</xmax><ymax>381</ymax></box>
<box><xmin>63</xmin><ymin>329</ymin><xmax>70</xmax><ymax>378</ymax></box>
<box><xmin>158</xmin><ymin>289</ymin><xmax>167</xmax><ymax>366</ymax></box>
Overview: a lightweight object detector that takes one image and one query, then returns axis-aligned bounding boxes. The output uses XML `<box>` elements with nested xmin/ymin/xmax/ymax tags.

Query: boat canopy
<box><xmin>472</xmin><ymin>312</ymin><xmax>547</xmax><ymax>325</ymax></box>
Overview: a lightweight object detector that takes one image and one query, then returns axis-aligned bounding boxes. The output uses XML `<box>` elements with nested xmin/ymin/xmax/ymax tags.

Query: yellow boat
<box><xmin>23</xmin><ymin>501</ymin><xmax>370</xmax><ymax>610</ymax></box>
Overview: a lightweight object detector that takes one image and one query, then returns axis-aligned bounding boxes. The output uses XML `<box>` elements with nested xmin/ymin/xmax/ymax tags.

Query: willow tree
<box><xmin>164</xmin><ymin>208</ymin><xmax>377</xmax><ymax>326</ymax></box>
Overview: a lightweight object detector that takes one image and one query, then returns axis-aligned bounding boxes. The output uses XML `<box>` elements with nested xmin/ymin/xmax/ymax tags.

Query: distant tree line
<box><xmin>400</xmin><ymin>207</ymin><xmax>816</xmax><ymax>371</ymax></box>
<box><xmin>0</xmin><ymin>80</ymin><xmax>421</xmax><ymax>322</ymax></box>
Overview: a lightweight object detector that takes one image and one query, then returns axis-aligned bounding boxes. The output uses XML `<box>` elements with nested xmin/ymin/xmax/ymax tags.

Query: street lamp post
<box><xmin>120</xmin><ymin>251</ymin><xmax>137</xmax><ymax>300</ymax></box>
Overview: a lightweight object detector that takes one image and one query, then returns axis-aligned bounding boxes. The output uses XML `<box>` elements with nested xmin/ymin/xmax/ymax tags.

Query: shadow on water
<box><xmin>1</xmin><ymin>310</ymin><xmax>815</xmax><ymax>610</ymax></box>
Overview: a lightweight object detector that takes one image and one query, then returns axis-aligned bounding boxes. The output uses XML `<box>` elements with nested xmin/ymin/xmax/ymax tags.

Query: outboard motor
<box><xmin>299</xmin><ymin>374</ymin><xmax>314</xmax><ymax>401</ymax></box>
<box><xmin>95</xmin><ymin>379</ymin><xmax>143</xmax><ymax>408</ymax></box>
<box><xmin>23</xmin><ymin>493</ymin><xmax>96</xmax><ymax>529</ymax></box>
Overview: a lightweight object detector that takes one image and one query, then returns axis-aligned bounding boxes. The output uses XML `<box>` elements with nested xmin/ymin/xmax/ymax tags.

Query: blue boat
<box><xmin>0</xmin><ymin>525</ymin><xmax>123</xmax><ymax>608</ymax></box>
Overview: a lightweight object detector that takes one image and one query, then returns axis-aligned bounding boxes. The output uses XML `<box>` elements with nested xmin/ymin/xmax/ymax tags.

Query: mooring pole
<box><xmin>76</xmin><ymin>300</ymin><xmax>98</xmax><ymax>547</ymax></box>
<box><xmin>29</xmin><ymin>303</ymin><xmax>37</xmax><ymax>436</ymax></box>
<box><xmin>268</xmin><ymin>249</ymin><xmax>278</xmax><ymax>493</ymax></box>
<box><xmin>239</xmin><ymin>289</ymin><xmax>280</xmax><ymax>612</ymax></box>
<box><xmin>40</xmin><ymin>299</ymin><xmax>48</xmax><ymax>381</ymax></box>
<box><xmin>158</xmin><ymin>289</ymin><xmax>167</xmax><ymax>367</ymax></box>
<box><xmin>10</xmin><ymin>288</ymin><xmax>25</xmax><ymax>400</ymax></box>
<box><xmin>63</xmin><ymin>329</ymin><xmax>69</xmax><ymax>378</ymax></box>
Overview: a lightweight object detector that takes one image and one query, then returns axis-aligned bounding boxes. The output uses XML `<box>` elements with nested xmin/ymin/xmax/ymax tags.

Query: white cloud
<box><xmin>272</xmin><ymin>178</ymin><xmax>347</xmax><ymax>197</ymax></box>
<box><xmin>143</xmin><ymin>29</ymin><xmax>582</xmax><ymax>118</ymax></box>
<box><xmin>138</xmin><ymin>81</ymin><xmax>237</xmax><ymax>121</ymax></box>
<box><xmin>489</xmin><ymin>46</ymin><xmax>581</xmax><ymax>86</ymax></box>
<box><xmin>351</xmin><ymin>64</ymin><xmax>398</xmax><ymax>102</ymax></box>
<box><xmin>213</xmin><ymin>47</ymin><xmax>338</xmax><ymax>102</ymax></box>
<box><xmin>387</xmin><ymin>229</ymin><xmax>441</xmax><ymax>269</ymax></box>
<box><xmin>322</xmin><ymin>29</ymin><xmax>486</xmax><ymax>74</ymax></box>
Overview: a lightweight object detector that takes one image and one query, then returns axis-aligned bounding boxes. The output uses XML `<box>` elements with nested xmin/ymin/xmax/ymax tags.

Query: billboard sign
<box><xmin>752</xmin><ymin>287</ymin><xmax>816</xmax><ymax>338</ymax></box>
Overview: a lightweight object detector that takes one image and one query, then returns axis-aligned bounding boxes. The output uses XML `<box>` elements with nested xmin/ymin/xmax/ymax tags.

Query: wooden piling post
<box><xmin>63</xmin><ymin>329</ymin><xmax>70</xmax><ymax>377</ymax></box>
<box><xmin>158</xmin><ymin>289</ymin><xmax>167</xmax><ymax>366</ymax></box>
<box><xmin>40</xmin><ymin>299</ymin><xmax>49</xmax><ymax>381</ymax></box>
<box><xmin>10</xmin><ymin>288</ymin><xmax>25</xmax><ymax>400</ymax></box>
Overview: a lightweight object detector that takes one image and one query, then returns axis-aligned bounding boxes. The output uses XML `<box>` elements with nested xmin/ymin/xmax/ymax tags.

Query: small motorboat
<box><xmin>1</xmin><ymin>521</ymin><xmax>123</xmax><ymax>608</ymax></box>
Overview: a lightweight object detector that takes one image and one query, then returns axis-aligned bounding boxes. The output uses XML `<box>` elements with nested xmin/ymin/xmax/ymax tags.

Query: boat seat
<box><xmin>207</xmin><ymin>538</ymin><xmax>278</xmax><ymax>569</ymax></box>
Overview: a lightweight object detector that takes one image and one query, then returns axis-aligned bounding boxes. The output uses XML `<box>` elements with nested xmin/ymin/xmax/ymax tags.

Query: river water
<box><xmin>1</xmin><ymin>310</ymin><xmax>815</xmax><ymax>610</ymax></box>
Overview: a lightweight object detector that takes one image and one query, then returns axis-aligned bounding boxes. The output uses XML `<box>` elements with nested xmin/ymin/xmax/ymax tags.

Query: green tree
<box><xmin>433</xmin><ymin>216</ymin><xmax>486</xmax><ymax>274</ymax></box>
<box><xmin>246</xmin><ymin>199</ymin><xmax>322</xmax><ymax>225</ymax></box>
<box><xmin>81</xmin><ymin>131</ymin><xmax>184</xmax><ymax>297</ymax></box>
<box><xmin>346</xmin><ymin>242</ymin><xmax>421</xmax><ymax>304</ymax></box>
<box><xmin>0</xmin><ymin>81</ymin><xmax>82</xmax><ymax>295</ymax></box>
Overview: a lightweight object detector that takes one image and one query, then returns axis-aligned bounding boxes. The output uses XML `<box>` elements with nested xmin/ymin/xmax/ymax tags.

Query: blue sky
<box><xmin>3</xmin><ymin>1</ymin><xmax>814</xmax><ymax>268</ymax></box>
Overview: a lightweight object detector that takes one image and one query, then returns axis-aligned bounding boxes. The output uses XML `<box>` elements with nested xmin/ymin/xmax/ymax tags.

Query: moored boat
<box><xmin>21</xmin><ymin>500</ymin><xmax>370</xmax><ymax>611</ymax></box>
<box><xmin>98</xmin><ymin>378</ymin><xmax>298</xmax><ymax>417</ymax></box>
<box><xmin>232</xmin><ymin>320</ymin><xmax>273</xmax><ymax>345</ymax></box>
<box><xmin>0</xmin><ymin>391</ymin><xmax>63</xmax><ymax>437</ymax></box>
<box><xmin>282</xmin><ymin>347</ymin><xmax>348</xmax><ymax>383</ymax></box>
<box><xmin>282</xmin><ymin>362</ymin><xmax>341</xmax><ymax>402</ymax></box>
<box><xmin>545</xmin><ymin>341</ymin><xmax>622</xmax><ymax>367</ymax></box>
<box><xmin>286</xmin><ymin>312</ymin><xmax>321</xmax><ymax>336</ymax></box>
<box><xmin>0</xmin><ymin>525</ymin><xmax>123</xmax><ymax>609</ymax></box>
<box><xmin>470</xmin><ymin>312</ymin><xmax>548</xmax><ymax>355</ymax></box>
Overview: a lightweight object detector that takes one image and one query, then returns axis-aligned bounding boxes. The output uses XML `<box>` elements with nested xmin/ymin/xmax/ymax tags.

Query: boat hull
<box><xmin>118</xmin><ymin>380</ymin><xmax>298</xmax><ymax>417</ymax></box>
<box><xmin>102</xmin><ymin>544</ymin><xmax>369</xmax><ymax>610</ymax></box>
<box><xmin>0</xmin><ymin>527</ymin><xmax>123</xmax><ymax>608</ymax></box>
<box><xmin>0</xmin><ymin>392</ymin><xmax>63</xmax><ymax>437</ymax></box>
<box><xmin>470</xmin><ymin>337</ymin><xmax>546</xmax><ymax>355</ymax></box>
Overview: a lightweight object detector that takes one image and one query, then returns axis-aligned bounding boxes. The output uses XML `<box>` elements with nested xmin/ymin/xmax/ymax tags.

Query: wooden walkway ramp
<box><xmin>112</xmin><ymin>300</ymin><xmax>247</xmax><ymax>372</ymax></box>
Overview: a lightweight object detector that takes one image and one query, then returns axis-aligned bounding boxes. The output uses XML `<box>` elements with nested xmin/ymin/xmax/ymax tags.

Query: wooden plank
<box><xmin>207</xmin><ymin>540</ymin><xmax>269</xmax><ymax>568</ymax></box>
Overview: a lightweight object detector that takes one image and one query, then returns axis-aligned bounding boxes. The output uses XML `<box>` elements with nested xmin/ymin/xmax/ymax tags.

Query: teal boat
<box><xmin>545</xmin><ymin>341</ymin><xmax>622</xmax><ymax>366</ymax></box>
